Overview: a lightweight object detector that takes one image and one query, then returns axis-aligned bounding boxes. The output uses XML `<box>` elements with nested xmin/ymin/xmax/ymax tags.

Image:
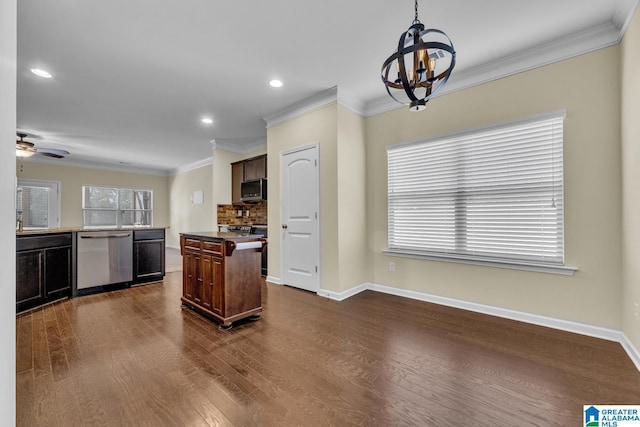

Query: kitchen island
<box><xmin>180</xmin><ymin>232</ymin><xmax>266</xmax><ymax>330</ymax></box>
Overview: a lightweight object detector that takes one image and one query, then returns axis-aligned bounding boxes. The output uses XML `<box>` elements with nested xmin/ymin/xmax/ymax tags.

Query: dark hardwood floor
<box><xmin>16</xmin><ymin>271</ymin><xmax>640</xmax><ymax>426</ymax></box>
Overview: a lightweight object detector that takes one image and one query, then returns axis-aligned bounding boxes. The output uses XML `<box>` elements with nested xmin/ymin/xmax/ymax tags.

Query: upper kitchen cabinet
<box><xmin>231</xmin><ymin>162</ymin><xmax>244</xmax><ymax>204</ymax></box>
<box><xmin>231</xmin><ymin>154</ymin><xmax>267</xmax><ymax>204</ymax></box>
<box><xmin>243</xmin><ymin>155</ymin><xmax>267</xmax><ymax>181</ymax></box>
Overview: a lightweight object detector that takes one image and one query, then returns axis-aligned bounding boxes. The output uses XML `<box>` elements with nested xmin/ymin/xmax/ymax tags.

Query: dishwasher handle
<box><xmin>80</xmin><ymin>233</ymin><xmax>131</xmax><ymax>239</ymax></box>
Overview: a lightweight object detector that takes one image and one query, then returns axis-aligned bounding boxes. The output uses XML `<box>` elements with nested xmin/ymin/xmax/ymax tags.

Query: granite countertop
<box><xmin>17</xmin><ymin>226</ymin><xmax>169</xmax><ymax>236</ymax></box>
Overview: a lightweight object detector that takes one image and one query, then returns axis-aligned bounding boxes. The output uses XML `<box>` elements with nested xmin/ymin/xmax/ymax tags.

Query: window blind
<box><xmin>16</xmin><ymin>186</ymin><xmax>49</xmax><ymax>228</ymax></box>
<box><xmin>387</xmin><ymin>112</ymin><xmax>565</xmax><ymax>266</ymax></box>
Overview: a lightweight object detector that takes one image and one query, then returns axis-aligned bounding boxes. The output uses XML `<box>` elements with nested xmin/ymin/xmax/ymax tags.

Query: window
<box><xmin>82</xmin><ymin>186</ymin><xmax>153</xmax><ymax>228</ymax></box>
<box><xmin>16</xmin><ymin>180</ymin><xmax>60</xmax><ymax>230</ymax></box>
<box><xmin>386</xmin><ymin>111</ymin><xmax>572</xmax><ymax>273</ymax></box>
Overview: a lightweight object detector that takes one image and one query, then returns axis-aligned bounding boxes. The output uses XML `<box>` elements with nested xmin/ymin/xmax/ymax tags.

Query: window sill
<box><xmin>383</xmin><ymin>249</ymin><xmax>577</xmax><ymax>276</ymax></box>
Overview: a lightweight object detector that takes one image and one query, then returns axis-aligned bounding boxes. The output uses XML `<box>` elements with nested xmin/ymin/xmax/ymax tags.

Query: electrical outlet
<box><xmin>388</xmin><ymin>262</ymin><xmax>395</xmax><ymax>272</ymax></box>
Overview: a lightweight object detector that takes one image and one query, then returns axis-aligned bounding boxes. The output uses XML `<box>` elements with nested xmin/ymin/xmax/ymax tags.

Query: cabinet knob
<box><xmin>282</xmin><ymin>224</ymin><xmax>288</xmax><ymax>229</ymax></box>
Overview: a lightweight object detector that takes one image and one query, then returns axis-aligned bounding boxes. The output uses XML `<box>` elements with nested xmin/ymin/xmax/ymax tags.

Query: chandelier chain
<box><xmin>413</xmin><ymin>0</ymin><xmax>420</xmax><ymax>24</ymax></box>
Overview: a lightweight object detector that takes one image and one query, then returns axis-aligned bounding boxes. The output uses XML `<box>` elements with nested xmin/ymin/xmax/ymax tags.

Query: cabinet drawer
<box><xmin>133</xmin><ymin>229</ymin><xmax>165</xmax><ymax>241</ymax></box>
<box><xmin>17</xmin><ymin>233</ymin><xmax>72</xmax><ymax>251</ymax></box>
<box><xmin>184</xmin><ymin>239</ymin><xmax>201</xmax><ymax>250</ymax></box>
<box><xmin>202</xmin><ymin>241</ymin><xmax>223</xmax><ymax>256</ymax></box>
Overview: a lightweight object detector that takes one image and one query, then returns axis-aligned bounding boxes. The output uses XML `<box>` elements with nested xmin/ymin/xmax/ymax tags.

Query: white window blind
<box><xmin>16</xmin><ymin>180</ymin><xmax>60</xmax><ymax>230</ymax></box>
<box><xmin>387</xmin><ymin>111</ymin><xmax>565</xmax><ymax>266</ymax></box>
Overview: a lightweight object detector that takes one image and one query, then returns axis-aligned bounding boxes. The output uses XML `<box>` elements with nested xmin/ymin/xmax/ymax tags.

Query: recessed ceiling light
<box><xmin>31</xmin><ymin>68</ymin><xmax>52</xmax><ymax>78</ymax></box>
<box><xmin>269</xmin><ymin>79</ymin><xmax>283</xmax><ymax>88</ymax></box>
<box><xmin>201</xmin><ymin>118</ymin><xmax>213</xmax><ymax>124</ymax></box>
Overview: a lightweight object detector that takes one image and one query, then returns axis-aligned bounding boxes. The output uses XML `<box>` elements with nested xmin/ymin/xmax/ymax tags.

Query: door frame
<box><xmin>280</xmin><ymin>142</ymin><xmax>320</xmax><ymax>293</ymax></box>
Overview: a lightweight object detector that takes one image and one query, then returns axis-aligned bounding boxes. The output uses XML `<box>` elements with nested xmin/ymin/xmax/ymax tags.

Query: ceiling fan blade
<box><xmin>36</xmin><ymin>147</ymin><xmax>70</xmax><ymax>156</ymax></box>
<box><xmin>38</xmin><ymin>152</ymin><xmax>65</xmax><ymax>159</ymax></box>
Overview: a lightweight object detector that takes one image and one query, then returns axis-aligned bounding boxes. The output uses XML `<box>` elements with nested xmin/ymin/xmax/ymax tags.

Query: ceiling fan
<box><xmin>16</xmin><ymin>132</ymin><xmax>69</xmax><ymax>159</ymax></box>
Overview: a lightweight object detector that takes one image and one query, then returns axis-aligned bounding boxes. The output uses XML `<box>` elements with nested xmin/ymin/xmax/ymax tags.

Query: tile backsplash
<box><xmin>217</xmin><ymin>202</ymin><xmax>267</xmax><ymax>225</ymax></box>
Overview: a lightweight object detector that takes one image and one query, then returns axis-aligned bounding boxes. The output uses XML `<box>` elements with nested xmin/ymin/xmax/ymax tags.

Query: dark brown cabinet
<box><xmin>231</xmin><ymin>161</ymin><xmax>244</xmax><ymax>203</ymax></box>
<box><xmin>231</xmin><ymin>154</ymin><xmax>267</xmax><ymax>203</ymax></box>
<box><xmin>133</xmin><ymin>229</ymin><xmax>165</xmax><ymax>284</ymax></box>
<box><xmin>17</xmin><ymin>233</ymin><xmax>72</xmax><ymax>313</ymax></box>
<box><xmin>180</xmin><ymin>233</ymin><xmax>264</xmax><ymax>329</ymax></box>
<box><xmin>243</xmin><ymin>155</ymin><xmax>267</xmax><ymax>181</ymax></box>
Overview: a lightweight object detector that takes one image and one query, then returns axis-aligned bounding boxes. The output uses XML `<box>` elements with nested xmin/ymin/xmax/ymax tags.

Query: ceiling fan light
<box><xmin>16</xmin><ymin>149</ymin><xmax>35</xmax><ymax>158</ymax></box>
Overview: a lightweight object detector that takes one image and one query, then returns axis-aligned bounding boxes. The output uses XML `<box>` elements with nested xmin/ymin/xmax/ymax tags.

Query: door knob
<box><xmin>282</xmin><ymin>224</ymin><xmax>288</xmax><ymax>229</ymax></box>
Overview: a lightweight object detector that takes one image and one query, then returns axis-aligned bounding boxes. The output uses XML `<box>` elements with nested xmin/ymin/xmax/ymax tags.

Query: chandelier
<box><xmin>381</xmin><ymin>0</ymin><xmax>456</xmax><ymax>111</ymax></box>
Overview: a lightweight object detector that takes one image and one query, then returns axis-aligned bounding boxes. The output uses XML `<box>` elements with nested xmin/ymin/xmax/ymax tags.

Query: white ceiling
<box><xmin>17</xmin><ymin>0</ymin><xmax>639</xmax><ymax>175</ymax></box>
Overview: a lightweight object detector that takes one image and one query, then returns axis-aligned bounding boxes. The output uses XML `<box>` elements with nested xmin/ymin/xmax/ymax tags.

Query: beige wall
<box><xmin>266</xmin><ymin>103</ymin><xmax>371</xmax><ymax>292</ymax></box>
<box><xmin>167</xmin><ymin>147</ymin><xmax>267</xmax><ymax>247</ymax></box>
<box><xmin>336</xmin><ymin>105</ymin><xmax>371</xmax><ymax>291</ymax></box>
<box><xmin>366</xmin><ymin>47</ymin><xmax>623</xmax><ymax>328</ymax></box>
<box><xmin>1</xmin><ymin>0</ymin><xmax>16</xmax><ymax>421</ymax></box>
<box><xmin>211</xmin><ymin>146</ymin><xmax>267</xmax><ymax>212</ymax></box>
<box><xmin>168</xmin><ymin>164</ymin><xmax>213</xmax><ymax>247</ymax></box>
<box><xmin>621</xmin><ymin>6</ymin><xmax>640</xmax><ymax>350</ymax></box>
<box><xmin>267</xmin><ymin>104</ymin><xmax>341</xmax><ymax>289</ymax></box>
<box><xmin>16</xmin><ymin>160</ymin><xmax>170</xmax><ymax>228</ymax></box>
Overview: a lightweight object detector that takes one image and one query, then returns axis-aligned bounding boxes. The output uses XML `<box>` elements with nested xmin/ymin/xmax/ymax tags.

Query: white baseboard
<box><xmin>317</xmin><ymin>283</ymin><xmax>368</xmax><ymax>301</ymax></box>
<box><xmin>621</xmin><ymin>333</ymin><xmax>640</xmax><ymax>372</ymax></box>
<box><xmin>166</xmin><ymin>244</ymin><xmax>180</xmax><ymax>250</ymax></box>
<box><xmin>266</xmin><ymin>276</ymin><xmax>282</xmax><ymax>285</ymax></box>
<box><xmin>319</xmin><ymin>281</ymin><xmax>640</xmax><ymax>372</ymax></box>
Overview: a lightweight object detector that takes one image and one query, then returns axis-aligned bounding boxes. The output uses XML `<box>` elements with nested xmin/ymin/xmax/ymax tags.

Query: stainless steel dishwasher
<box><xmin>77</xmin><ymin>230</ymin><xmax>133</xmax><ymax>290</ymax></box>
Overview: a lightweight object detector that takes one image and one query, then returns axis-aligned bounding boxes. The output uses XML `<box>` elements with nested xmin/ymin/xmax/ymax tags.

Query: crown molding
<box><xmin>614</xmin><ymin>0</ymin><xmax>640</xmax><ymax>34</ymax></box>
<box><xmin>214</xmin><ymin>138</ymin><xmax>267</xmax><ymax>154</ymax></box>
<box><xmin>336</xmin><ymin>89</ymin><xmax>366</xmax><ymax>116</ymax></box>
<box><xmin>363</xmin><ymin>21</ymin><xmax>623</xmax><ymax>117</ymax></box>
<box><xmin>18</xmin><ymin>156</ymin><xmax>171</xmax><ymax>176</ymax></box>
<box><xmin>263</xmin><ymin>86</ymin><xmax>339</xmax><ymax>129</ymax></box>
<box><xmin>170</xmin><ymin>156</ymin><xmax>212</xmax><ymax>176</ymax></box>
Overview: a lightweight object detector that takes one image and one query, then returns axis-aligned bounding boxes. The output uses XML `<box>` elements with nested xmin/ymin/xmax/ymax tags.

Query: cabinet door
<box><xmin>254</xmin><ymin>155</ymin><xmax>267</xmax><ymax>179</ymax></box>
<box><xmin>17</xmin><ymin>250</ymin><xmax>44</xmax><ymax>309</ymax></box>
<box><xmin>231</xmin><ymin>162</ymin><xmax>244</xmax><ymax>204</ymax></box>
<box><xmin>211</xmin><ymin>256</ymin><xmax>225</xmax><ymax>316</ymax></box>
<box><xmin>183</xmin><ymin>251</ymin><xmax>199</xmax><ymax>302</ymax></box>
<box><xmin>45</xmin><ymin>246</ymin><xmax>71</xmax><ymax>298</ymax></box>
<box><xmin>243</xmin><ymin>155</ymin><xmax>267</xmax><ymax>181</ymax></box>
<box><xmin>200</xmin><ymin>254</ymin><xmax>214</xmax><ymax>311</ymax></box>
<box><xmin>134</xmin><ymin>239</ymin><xmax>165</xmax><ymax>283</ymax></box>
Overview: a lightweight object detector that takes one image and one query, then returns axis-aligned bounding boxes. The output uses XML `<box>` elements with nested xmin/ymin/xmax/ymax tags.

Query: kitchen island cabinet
<box><xmin>180</xmin><ymin>232</ymin><xmax>265</xmax><ymax>329</ymax></box>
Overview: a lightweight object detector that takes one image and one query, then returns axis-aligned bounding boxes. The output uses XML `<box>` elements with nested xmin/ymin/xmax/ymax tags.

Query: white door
<box><xmin>281</xmin><ymin>145</ymin><xmax>319</xmax><ymax>292</ymax></box>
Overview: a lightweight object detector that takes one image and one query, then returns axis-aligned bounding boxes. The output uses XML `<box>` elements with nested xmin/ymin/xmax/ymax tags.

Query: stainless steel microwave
<box><xmin>241</xmin><ymin>179</ymin><xmax>267</xmax><ymax>202</ymax></box>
